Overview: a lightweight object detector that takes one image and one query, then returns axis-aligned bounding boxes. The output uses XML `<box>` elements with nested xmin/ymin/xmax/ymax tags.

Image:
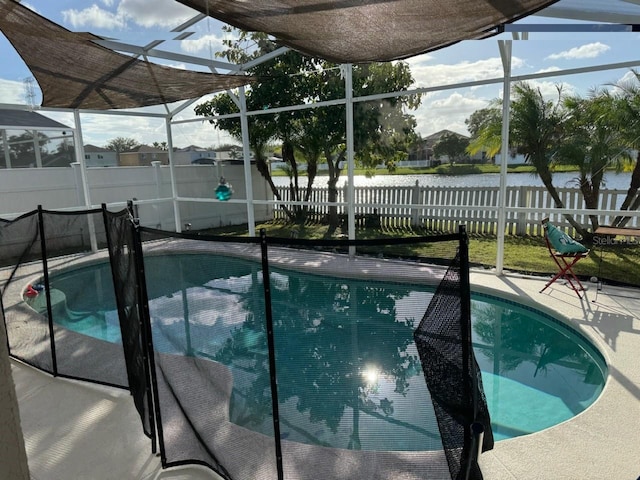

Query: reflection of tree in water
<box><xmin>472</xmin><ymin>301</ymin><xmax>591</xmax><ymax>377</ymax></box>
<box><xmin>214</xmin><ymin>269</ymin><xmax>424</xmax><ymax>448</ymax></box>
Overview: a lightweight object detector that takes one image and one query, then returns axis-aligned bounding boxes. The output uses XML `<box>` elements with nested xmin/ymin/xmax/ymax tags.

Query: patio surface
<box><xmin>9</xmin><ymin>265</ymin><xmax>640</xmax><ymax>480</ymax></box>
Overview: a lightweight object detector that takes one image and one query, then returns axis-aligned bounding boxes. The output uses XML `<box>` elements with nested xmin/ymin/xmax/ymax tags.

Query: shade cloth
<box><xmin>175</xmin><ymin>0</ymin><xmax>560</xmax><ymax>63</ymax></box>
<box><xmin>0</xmin><ymin>0</ymin><xmax>254</xmax><ymax>110</ymax></box>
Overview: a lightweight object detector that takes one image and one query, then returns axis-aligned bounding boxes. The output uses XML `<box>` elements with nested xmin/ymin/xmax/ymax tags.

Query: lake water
<box><xmin>273</xmin><ymin>171</ymin><xmax>634</xmax><ymax>190</ymax></box>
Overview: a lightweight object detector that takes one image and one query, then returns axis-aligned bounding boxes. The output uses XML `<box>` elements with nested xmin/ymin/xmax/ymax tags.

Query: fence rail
<box><xmin>274</xmin><ymin>183</ymin><xmax>639</xmax><ymax>236</ymax></box>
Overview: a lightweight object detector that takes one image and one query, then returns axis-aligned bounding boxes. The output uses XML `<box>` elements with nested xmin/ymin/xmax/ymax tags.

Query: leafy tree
<box><xmin>152</xmin><ymin>141</ymin><xmax>168</xmax><ymax>150</ymax></box>
<box><xmin>105</xmin><ymin>136</ymin><xmax>139</xmax><ymax>152</ymax></box>
<box><xmin>466</xmin><ymin>107</ymin><xmax>502</xmax><ymax>163</ymax></box>
<box><xmin>105</xmin><ymin>136</ymin><xmax>139</xmax><ymax>163</ymax></box>
<box><xmin>432</xmin><ymin>132</ymin><xmax>469</xmax><ymax>164</ymax></box>
<box><xmin>194</xmin><ymin>28</ymin><xmax>420</xmax><ymax>229</ymax></box>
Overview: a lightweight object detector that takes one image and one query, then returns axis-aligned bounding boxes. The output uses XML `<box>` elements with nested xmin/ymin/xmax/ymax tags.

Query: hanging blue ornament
<box><xmin>215</xmin><ymin>177</ymin><xmax>233</xmax><ymax>201</ymax></box>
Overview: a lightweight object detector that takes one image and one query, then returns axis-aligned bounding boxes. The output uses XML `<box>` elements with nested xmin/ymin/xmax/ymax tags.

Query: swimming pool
<box><xmin>43</xmin><ymin>253</ymin><xmax>607</xmax><ymax>452</ymax></box>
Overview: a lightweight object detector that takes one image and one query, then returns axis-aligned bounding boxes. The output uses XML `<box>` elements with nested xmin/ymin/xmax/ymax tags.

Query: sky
<box><xmin>2</xmin><ymin>0</ymin><xmax>640</xmax><ymax>149</ymax></box>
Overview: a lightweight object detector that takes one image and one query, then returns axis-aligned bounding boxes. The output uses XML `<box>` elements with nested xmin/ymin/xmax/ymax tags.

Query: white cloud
<box><xmin>62</xmin><ymin>5</ymin><xmax>125</xmax><ymax>30</ymax></box>
<box><xmin>535</xmin><ymin>66</ymin><xmax>561</xmax><ymax>74</ymax></box>
<box><xmin>407</xmin><ymin>56</ymin><xmax>525</xmax><ymax>89</ymax></box>
<box><xmin>546</xmin><ymin>42</ymin><xmax>610</xmax><ymax>60</ymax></box>
<box><xmin>117</xmin><ymin>0</ymin><xmax>195</xmax><ymax>28</ymax></box>
<box><xmin>60</xmin><ymin>0</ymin><xmax>195</xmax><ymax>30</ymax></box>
<box><xmin>413</xmin><ymin>92</ymin><xmax>491</xmax><ymax>137</ymax></box>
<box><xmin>522</xmin><ymin>80</ymin><xmax>577</xmax><ymax>100</ymax></box>
<box><xmin>181</xmin><ymin>34</ymin><xmax>224</xmax><ymax>55</ymax></box>
<box><xmin>20</xmin><ymin>2</ymin><xmax>39</xmax><ymax>13</ymax></box>
<box><xmin>0</xmin><ymin>79</ymin><xmax>29</xmax><ymax>104</ymax></box>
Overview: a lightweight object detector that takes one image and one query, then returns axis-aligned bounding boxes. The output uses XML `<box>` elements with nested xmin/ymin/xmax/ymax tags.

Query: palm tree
<box><xmin>607</xmin><ymin>69</ymin><xmax>640</xmax><ymax>228</ymax></box>
<box><xmin>559</xmin><ymin>92</ymin><xmax>632</xmax><ymax>232</ymax></box>
<box><xmin>469</xmin><ymin>82</ymin><xmax>588</xmax><ymax>237</ymax></box>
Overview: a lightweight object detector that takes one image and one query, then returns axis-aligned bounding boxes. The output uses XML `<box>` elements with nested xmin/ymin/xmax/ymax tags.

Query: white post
<box><xmin>33</xmin><ymin>129</ymin><xmax>42</xmax><ymax>168</ymax></box>
<box><xmin>73</xmin><ymin>110</ymin><xmax>98</xmax><ymax>251</ymax></box>
<box><xmin>2</xmin><ymin>130</ymin><xmax>11</xmax><ymax>168</ymax></box>
<box><xmin>151</xmin><ymin>161</ymin><xmax>163</xmax><ymax>228</ymax></box>
<box><xmin>239</xmin><ymin>86</ymin><xmax>256</xmax><ymax>237</ymax></box>
<box><xmin>165</xmin><ymin>117</ymin><xmax>182</xmax><ymax>232</ymax></box>
<box><xmin>496</xmin><ymin>40</ymin><xmax>512</xmax><ymax>275</ymax></box>
<box><xmin>411</xmin><ymin>180</ymin><xmax>421</xmax><ymax>227</ymax></box>
<box><xmin>344</xmin><ymin>64</ymin><xmax>356</xmax><ymax>256</ymax></box>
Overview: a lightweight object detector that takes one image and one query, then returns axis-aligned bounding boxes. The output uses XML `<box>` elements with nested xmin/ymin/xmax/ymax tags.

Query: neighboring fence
<box><xmin>275</xmin><ymin>182</ymin><xmax>638</xmax><ymax>236</ymax></box>
<box><xmin>0</xmin><ymin>163</ymin><xmax>273</xmax><ymax>230</ymax></box>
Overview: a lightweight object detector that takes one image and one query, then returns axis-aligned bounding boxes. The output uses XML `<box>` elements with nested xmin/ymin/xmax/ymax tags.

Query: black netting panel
<box><xmin>0</xmin><ymin>211</ymin><xmax>53</xmax><ymax>373</ymax></box>
<box><xmin>130</xmin><ymin>228</ymin><xmax>490</xmax><ymax>480</ymax></box>
<box><xmin>103</xmin><ymin>208</ymin><xmax>154</xmax><ymax>439</ymax></box>
<box><xmin>41</xmin><ymin>210</ymin><xmax>128</xmax><ymax>387</ymax></box>
<box><xmin>414</xmin><ymin>250</ymin><xmax>494</xmax><ymax>480</ymax></box>
<box><xmin>139</xmin><ymin>229</ymin><xmax>265</xmax><ymax>478</ymax></box>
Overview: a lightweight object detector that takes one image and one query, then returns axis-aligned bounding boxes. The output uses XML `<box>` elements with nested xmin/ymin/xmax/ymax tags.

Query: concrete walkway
<box><xmin>10</xmin><ymin>269</ymin><xmax>640</xmax><ymax>480</ymax></box>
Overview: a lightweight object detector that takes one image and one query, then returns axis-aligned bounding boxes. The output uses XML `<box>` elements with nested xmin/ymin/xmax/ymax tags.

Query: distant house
<box><xmin>407</xmin><ymin>129</ymin><xmax>485</xmax><ymax>166</ymax></box>
<box><xmin>172</xmin><ymin>145</ymin><xmax>217</xmax><ymax>166</ymax></box>
<box><xmin>0</xmin><ymin>109</ymin><xmax>75</xmax><ymax>168</ymax></box>
<box><xmin>119</xmin><ymin>145</ymin><xmax>170</xmax><ymax>166</ymax></box>
<box><xmin>83</xmin><ymin>144</ymin><xmax>118</xmax><ymax>167</ymax></box>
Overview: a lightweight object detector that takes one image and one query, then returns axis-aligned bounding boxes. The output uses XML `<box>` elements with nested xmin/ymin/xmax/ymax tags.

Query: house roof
<box><xmin>423</xmin><ymin>130</ymin><xmax>469</xmax><ymax>144</ymax></box>
<box><xmin>0</xmin><ymin>108</ymin><xmax>70</xmax><ymax>130</ymax></box>
<box><xmin>83</xmin><ymin>144</ymin><xmax>111</xmax><ymax>153</ymax></box>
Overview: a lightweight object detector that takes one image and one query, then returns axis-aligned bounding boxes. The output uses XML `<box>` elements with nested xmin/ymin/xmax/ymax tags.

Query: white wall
<box><xmin>0</xmin><ymin>164</ymin><xmax>273</xmax><ymax>230</ymax></box>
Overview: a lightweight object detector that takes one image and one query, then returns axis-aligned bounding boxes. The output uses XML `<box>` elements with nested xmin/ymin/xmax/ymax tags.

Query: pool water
<box><xmin>47</xmin><ymin>254</ymin><xmax>607</xmax><ymax>451</ymax></box>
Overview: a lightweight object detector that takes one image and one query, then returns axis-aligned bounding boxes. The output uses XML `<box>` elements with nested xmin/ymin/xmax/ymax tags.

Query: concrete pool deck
<box><xmin>8</xmin><ymin>263</ymin><xmax>640</xmax><ymax>480</ymax></box>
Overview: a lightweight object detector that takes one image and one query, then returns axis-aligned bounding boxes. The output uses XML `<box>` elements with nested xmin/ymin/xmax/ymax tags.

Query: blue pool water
<box><xmin>47</xmin><ymin>254</ymin><xmax>607</xmax><ymax>451</ymax></box>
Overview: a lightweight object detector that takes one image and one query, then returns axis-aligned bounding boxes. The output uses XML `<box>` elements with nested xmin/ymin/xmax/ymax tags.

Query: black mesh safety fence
<box><xmin>1</xmin><ymin>205</ymin><xmax>493</xmax><ymax>480</ymax></box>
<box><xmin>129</xmin><ymin>225</ymin><xmax>492</xmax><ymax>480</ymax></box>
<box><xmin>102</xmin><ymin>205</ymin><xmax>155</xmax><ymax>441</ymax></box>
<box><xmin>40</xmin><ymin>208</ymin><xmax>129</xmax><ymax>388</ymax></box>
<box><xmin>0</xmin><ymin>206</ymin><xmax>151</xmax><ymax>439</ymax></box>
<box><xmin>0</xmin><ymin>210</ymin><xmax>53</xmax><ymax>373</ymax></box>
<box><xmin>414</xmin><ymin>236</ymin><xmax>494</xmax><ymax>480</ymax></box>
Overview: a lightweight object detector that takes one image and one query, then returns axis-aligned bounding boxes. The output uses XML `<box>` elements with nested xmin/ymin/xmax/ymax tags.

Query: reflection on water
<box><xmin>49</xmin><ymin>254</ymin><xmax>607</xmax><ymax>451</ymax></box>
<box><xmin>273</xmin><ymin>171</ymin><xmax>633</xmax><ymax>189</ymax></box>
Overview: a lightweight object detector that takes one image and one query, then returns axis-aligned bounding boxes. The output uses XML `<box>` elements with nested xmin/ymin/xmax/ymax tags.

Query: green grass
<box><xmin>199</xmin><ymin>221</ymin><xmax>640</xmax><ymax>287</ymax></box>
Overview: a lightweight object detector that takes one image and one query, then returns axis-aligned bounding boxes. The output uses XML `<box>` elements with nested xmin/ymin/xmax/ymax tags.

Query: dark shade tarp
<box><xmin>175</xmin><ymin>0</ymin><xmax>560</xmax><ymax>63</ymax></box>
<box><xmin>0</xmin><ymin>0</ymin><xmax>255</xmax><ymax>110</ymax></box>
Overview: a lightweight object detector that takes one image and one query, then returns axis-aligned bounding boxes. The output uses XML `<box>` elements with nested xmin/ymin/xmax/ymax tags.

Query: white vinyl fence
<box><xmin>275</xmin><ymin>181</ymin><xmax>639</xmax><ymax>236</ymax></box>
<box><xmin>0</xmin><ymin>162</ymin><xmax>273</xmax><ymax>230</ymax></box>
<box><xmin>2</xmin><ymin>166</ymin><xmax>637</xmax><ymax>236</ymax></box>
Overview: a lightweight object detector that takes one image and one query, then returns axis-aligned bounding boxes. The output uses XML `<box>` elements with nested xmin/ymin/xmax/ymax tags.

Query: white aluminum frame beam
<box><xmin>496</xmin><ymin>40</ymin><xmax>512</xmax><ymax>275</ymax></box>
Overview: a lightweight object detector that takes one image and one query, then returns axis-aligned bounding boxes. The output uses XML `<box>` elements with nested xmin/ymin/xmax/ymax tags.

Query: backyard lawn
<box><xmin>201</xmin><ymin>221</ymin><xmax>640</xmax><ymax>288</ymax></box>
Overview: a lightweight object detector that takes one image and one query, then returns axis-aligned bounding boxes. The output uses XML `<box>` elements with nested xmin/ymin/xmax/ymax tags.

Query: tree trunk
<box><xmin>325</xmin><ymin>148</ymin><xmax>345</xmax><ymax>235</ymax></box>
<box><xmin>254</xmin><ymin>154</ymin><xmax>295</xmax><ymax>220</ymax></box>
<box><xmin>282</xmin><ymin>142</ymin><xmax>304</xmax><ymax>222</ymax></box>
<box><xmin>304</xmin><ymin>159</ymin><xmax>318</xmax><ymax>221</ymax></box>
<box><xmin>580</xmin><ymin>179</ymin><xmax>600</xmax><ymax>233</ymax></box>
<box><xmin>538</xmin><ymin>168</ymin><xmax>589</xmax><ymax>238</ymax></box>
